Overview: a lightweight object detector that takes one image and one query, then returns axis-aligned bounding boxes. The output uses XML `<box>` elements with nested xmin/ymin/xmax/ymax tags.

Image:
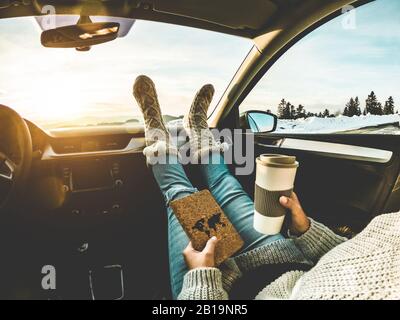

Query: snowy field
<box><xmin>275</xmin><ymin>114</ymin><xmax>400</xmax><ymax>134</ymax></box>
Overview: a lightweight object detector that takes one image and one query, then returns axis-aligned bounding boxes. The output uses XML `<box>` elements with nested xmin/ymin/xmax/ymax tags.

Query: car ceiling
<box><xmin>0</xmin><ymin>0</ymin><xmax>339</xmax><ymax>39</ymax></box>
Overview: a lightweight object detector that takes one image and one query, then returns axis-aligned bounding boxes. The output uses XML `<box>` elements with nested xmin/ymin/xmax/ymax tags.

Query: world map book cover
<box><xmin>170</xmin><ymin>189</ymin><xmax>244</xmax><ymax>266</ymax></box>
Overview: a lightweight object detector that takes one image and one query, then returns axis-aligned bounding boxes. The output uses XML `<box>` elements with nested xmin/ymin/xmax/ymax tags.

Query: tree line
<box><xmin>275</xmin><ymin>91</ymin><xmax>397</xmax><ymax>120</ymax></box>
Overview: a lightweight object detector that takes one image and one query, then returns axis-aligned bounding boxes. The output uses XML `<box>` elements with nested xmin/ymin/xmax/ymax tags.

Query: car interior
<box><xmin>0</xmin><ymin>0</ymin><xmax>399</xmax><ymax>299</ymax></box>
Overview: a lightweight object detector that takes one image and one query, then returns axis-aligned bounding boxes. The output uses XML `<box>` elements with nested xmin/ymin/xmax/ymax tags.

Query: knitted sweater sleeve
<box><xmin>291</xmin><ymin>218</ymin><xmax>347</xmax><ymax>263</ymax></box>
<box><xmin>178</xmin><ymin>268</ymin><xmax>228</xmax><ymax>300</ymax></box>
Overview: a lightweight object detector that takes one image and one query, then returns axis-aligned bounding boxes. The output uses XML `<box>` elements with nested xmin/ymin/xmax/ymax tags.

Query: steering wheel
<box><xmin>0</xmin><ymin>105</ymin><xmax>32</xmax><ymax>213</ymax></box>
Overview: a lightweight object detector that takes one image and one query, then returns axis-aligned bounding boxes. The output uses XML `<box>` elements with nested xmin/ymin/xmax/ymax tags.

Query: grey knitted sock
<box><xmin>133</xmin><ymin>75</ymin><xmax>180</xmax><ymax>163</ymax></box>
<box><xmin>133</xmin><ymin>75</ymin><xmax>170</xmax><ymax>146</ymax></box>
<box><xmin>184</xmin><ymin>84</ymin><xmax>228</xmax><ymax>160</ymax></box>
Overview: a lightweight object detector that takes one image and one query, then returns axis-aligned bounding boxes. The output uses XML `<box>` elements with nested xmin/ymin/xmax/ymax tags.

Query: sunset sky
<box><xmin>0</xmin><ymin>0</ymin><xmax>399</xmax><ymax>129</ymax></box>
<box><xmin>0</xmin><ymin>16</ymin><xmax>250</xmax><ymax>128</ymax></box>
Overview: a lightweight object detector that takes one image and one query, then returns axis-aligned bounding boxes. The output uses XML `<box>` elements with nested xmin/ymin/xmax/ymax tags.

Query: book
<box><xmin>170</xmin><ymin>189</ymin><xmax>244</xmax><ymax>266</ymax></box>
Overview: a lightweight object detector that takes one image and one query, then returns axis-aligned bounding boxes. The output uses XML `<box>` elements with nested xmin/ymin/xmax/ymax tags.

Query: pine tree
<box><xmin>365</xmin><ymin>91</ymin><xmax>383</xmax><ymax>115</ymax></box>
<box><xmin>378</xmin><ymin>102</ymin><xmax>383</xmax><ymax>115</ymax></box>
<box><xmin>277</xmin><ymin>99</ymin><xmax>286</xmax><ymax>119</ymax></box>
<box><xmin>296</xmin><ymin>104</ymin><xmax>306</xmax><ymax>119</ymax></box>
<box><xmin>354</xmin><ymin>97</ymin><xmax>361</xmax><ymax>116</ymax></box>
<box><xmin>290</xmin><ymin>104</ymin><xmax>296</xmax><ymax>119</ymax></box>
<box><xmin>345</xmin><ymin>97</ymin><xmax>361</xmax><ymax>117</ymax></box>
<box><xmin>278</xmin><ymin>100</ymin><xmax>292</xmax><ymax>119</ymax></box>
<box><xmin>322</xmin><ymin>109</ymin><xmax>330</xmax><ymax>118</ymax></box>
<box><xmin>346</xmin><ymin>98</ymin><xmax>356</xmax><ymax>116</ymax></box>
<box><xmin>383</xmin><ymin>96</ymin><xmax>395</xmax><ymax>115</ymax></box>
<box><xmin>283</xmin><ymin>103</ymin><xmax>291</xmax><ymax>119</ymax></box>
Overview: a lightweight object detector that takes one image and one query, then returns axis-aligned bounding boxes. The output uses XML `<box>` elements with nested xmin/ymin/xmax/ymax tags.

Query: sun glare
<box><xmin>33</xmin><ymin>84</ymin><xmax>87</xmax><ymax>122</ymax></box>
<box><xmin>13</xmin><ymin>72</ymin><xmax>90</xmax><ymax>126</ymax></box>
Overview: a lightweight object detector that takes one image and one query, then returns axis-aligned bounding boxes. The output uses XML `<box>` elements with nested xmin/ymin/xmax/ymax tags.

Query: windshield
<box><xmin>0</xmin><ymin>16</ymin><xmax>251</xmax><ymax>129</ymax></box>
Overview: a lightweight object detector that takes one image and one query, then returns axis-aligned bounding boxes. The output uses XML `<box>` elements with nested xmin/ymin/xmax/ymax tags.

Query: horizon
<box><xmin>265</xmin><ymin>91</ymin><xmax>398</xmax><ymax>116</ymax></box>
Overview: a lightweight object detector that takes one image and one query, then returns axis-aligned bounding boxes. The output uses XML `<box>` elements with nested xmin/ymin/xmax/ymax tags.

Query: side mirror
<box><xmin>41</xmin><ymin>22</ymin><xmax>120</xmax><ymax>49</ymax></box>
<box><xmin>241</xmin><ymin>111</ymin><xmax>277</xmax><ymax>133</ymax></box>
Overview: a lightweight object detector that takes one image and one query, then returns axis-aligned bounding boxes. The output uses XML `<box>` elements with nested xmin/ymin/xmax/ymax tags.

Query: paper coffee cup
<box><xmin>254</xmin><ymin>154</ymin><xmax>299</xmax><ymax>235</ymax></box>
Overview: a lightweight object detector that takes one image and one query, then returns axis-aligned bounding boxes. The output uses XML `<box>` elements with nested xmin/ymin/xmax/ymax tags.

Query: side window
<box><xmin>240</xmin><ymin>0</ymin><xmax>400</xmax><ymax>134</ymax></box>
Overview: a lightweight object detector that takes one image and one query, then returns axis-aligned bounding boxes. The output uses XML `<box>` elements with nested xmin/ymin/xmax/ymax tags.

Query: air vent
<box><xmin>53</xmin><ymin>140</ymin><xmax>81</xmax><ymax>154</ymax></box>
<box><xmin>97</xmin><ymin>136</ymin><xmax>131</xmax><ymax>151</ymax></box>
<box><xmin>52</xmin><ymin>135</ymin><xmax>131</xmax><ymax>154</ymax></box>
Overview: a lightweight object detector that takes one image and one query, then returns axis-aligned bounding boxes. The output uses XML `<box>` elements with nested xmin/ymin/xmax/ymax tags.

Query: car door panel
<box><xmin>232</xmin><ymin>132</ymin><xmax>400</xmax><ymax>233</ymax></box>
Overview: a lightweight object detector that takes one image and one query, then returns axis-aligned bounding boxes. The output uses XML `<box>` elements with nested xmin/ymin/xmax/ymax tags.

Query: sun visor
<box><xmin>152</xmin><ymin>0</ymin><xmax>277</xmax><ymax>30</ymax></box>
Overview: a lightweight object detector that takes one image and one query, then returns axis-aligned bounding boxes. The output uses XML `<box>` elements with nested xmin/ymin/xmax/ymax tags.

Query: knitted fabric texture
<box><xmin>183</xmin><ymin>84</ymin><xmax>229</xmax><ymax>161</ymax></box>
<box><xmin>255</xmin><ymin>270</ymin><xmax>305</xmax><ymax>300</ymax></box>
<box><xmin>133</xmin><ymin>75</ymin><xmax>180</xmax><ymax>163</ymax></box>
<box><xmin>178</xmin><ymin>212</ymin><xmax>400</xmax><ymax>300</ymax></box>
<box><xmin>178</xmin><ymin>231</ymin><xmax>311</xmax><ymax>300</ymax></box>
<box><xmin>133</xmin><ymin>75</ymin><xmax>171</xmax><ymax>147</ymax></box>
<box><xmin>289</xmin><ymin>212</ymin><xmax>400</xmax><ymax>300</ymax></box>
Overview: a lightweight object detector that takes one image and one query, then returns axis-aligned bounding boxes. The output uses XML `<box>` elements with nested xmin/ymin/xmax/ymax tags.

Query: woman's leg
<box><xmin>133</xmin><ymin>75</ymin><xmax>196</xmax><ymax>299</ymax></box>
<box><xmin>151</xmin><ymin>156</ymin><xmax>197</xmax><ymax>299</ymax></box>
<box><xmin>199</xmin><ymin>153</ymin><xmax>284</xmax><ymax>253</ymax></box>
<box><xmin>184</xmin><ymin>84</ymin><xmax>283</xmax><ymax>253</ymax></box>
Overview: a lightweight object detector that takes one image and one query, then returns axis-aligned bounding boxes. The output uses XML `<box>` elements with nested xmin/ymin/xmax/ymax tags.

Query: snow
<box><xmin>275</xmin><ymin>114</ymin><xmax>400</xmax><ymax>134</ymax></box>
<box><xmin>166</xmin><ymin>114</ymin><xmax>400</xmax><ymax>134</ymax></box>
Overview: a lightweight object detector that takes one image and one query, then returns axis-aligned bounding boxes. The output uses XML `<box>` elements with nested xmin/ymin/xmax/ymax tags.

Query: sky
<box><xmin>0</xmin><ymin>16</ymin><xmax>251</xmax><ymax>128</ymax></box>
<box><xmin>0</xmin><ymin>0</ymin><xmax>399</xmax><ymax>129</ymax></box>
<box><xmin>241</xmin><ymin>0</ymin><xmax>400</xmax><ymax>115</ymax></box>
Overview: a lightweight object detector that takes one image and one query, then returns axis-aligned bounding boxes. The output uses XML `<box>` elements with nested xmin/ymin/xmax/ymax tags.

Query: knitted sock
<box><xmin>133</xmin><ymin>75</ymin><xmax>178</xmax><ymax>161</ymax></box>
<box><xmin>183</xmin><ymin>84</ymin><xmax>229</xmax><ymax>161</ymax></box>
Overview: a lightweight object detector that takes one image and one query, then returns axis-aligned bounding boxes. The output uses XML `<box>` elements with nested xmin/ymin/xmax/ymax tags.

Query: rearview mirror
<box><xmin>41</xmin><ymin>22</ymin><xmax>120</xmax><ymax>49</ymax></box>
<box><xmin>241</xmin><ymin>111</ymin><xmax>277</xmax><ymax>133</ymax></box>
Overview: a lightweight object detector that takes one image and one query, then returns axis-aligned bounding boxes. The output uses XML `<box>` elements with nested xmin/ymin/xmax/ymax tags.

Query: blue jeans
<box><xmin>152</xmin><ymin>154</ymin><xmax>284</xmax><ymax>299</ymax></box>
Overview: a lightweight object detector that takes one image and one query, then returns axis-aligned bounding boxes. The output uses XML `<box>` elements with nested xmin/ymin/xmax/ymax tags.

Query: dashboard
<box><xmin>14</xmin><ymin>120</ymin><xmax>171</xmax><ymax>299</ymax></box>
<box><xmin>27</xmin><ymin>120</ymin><xmax>149</xmax><ymax>218</ymax></box>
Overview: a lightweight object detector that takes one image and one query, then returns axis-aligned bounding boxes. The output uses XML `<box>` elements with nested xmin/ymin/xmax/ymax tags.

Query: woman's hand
<box><xmin>183</xmin><ymin>236</ymin><xmax>218</xmax><ymax>270</ymax></box>
<box><xmin>279</xmin><ymin>192</ymin><xmax>310</xmax><ymax>236</ymax></box>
